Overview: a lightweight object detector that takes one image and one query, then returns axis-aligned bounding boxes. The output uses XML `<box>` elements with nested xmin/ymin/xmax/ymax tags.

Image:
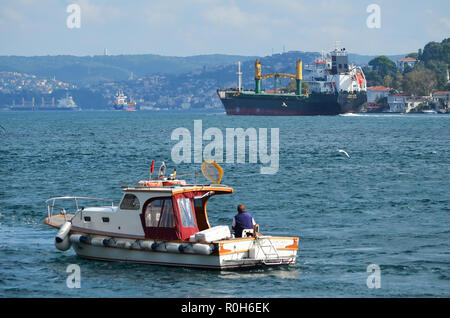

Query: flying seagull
<box><xmin>338</xmin><ymin>149</ymin><xmax>350</xmax><ymax>158</ymax></box>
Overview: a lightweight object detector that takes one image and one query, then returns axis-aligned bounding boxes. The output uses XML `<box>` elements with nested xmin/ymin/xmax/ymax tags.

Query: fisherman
<box><xmin>232</xmin><ymin>204</ymin><xmax>256</xmax><ymax>238</ymax></box>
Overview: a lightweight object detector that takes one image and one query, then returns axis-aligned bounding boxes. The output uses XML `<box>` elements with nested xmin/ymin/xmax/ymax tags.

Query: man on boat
<box><xmin>232</xmin><ymin>204</ymin><xmax>256</xmax><ymax>238</ymax></box>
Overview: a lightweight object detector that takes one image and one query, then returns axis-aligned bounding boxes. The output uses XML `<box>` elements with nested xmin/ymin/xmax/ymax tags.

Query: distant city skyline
<box><xmin>0</xmin><ymin>0</ymin><xmax>449</xmax><ymax>57</ymax></box>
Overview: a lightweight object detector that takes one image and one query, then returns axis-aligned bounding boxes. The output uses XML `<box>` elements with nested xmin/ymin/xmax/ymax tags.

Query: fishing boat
<box><xmin>44</xmin><ymin>161</ymin><xmax>298</xmax><ymax>270</ymax></box>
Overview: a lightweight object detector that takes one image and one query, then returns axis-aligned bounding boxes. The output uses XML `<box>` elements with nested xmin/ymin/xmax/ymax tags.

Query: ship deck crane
<box><xmin>254</xmin><ymin>59</ymin><xmax>303</xmax><ymax>95</ymax></box>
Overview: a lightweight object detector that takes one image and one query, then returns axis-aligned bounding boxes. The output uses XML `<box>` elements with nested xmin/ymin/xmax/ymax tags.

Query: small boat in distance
<box><xmin>44</xmin><ymin>161</ymin><xmax>298</xmax><ymax>270</ymax></box>
<box><xmin>113</xmin><ymin>90</ymin><xmax>136</xmax><ymax>111</ymax></box>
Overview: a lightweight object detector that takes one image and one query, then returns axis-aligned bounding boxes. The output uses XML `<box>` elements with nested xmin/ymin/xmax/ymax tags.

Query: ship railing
<box><xmin>45</xmin><ymin>196</ymin><xmax>116</xmax><ymax>221</ymax></box>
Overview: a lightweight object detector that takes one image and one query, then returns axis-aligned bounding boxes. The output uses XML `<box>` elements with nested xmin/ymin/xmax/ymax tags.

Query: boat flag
<box><xmin>150</xmin><ymin>160</ymin><xmax>155</xmax><ymax>179</ymax></box>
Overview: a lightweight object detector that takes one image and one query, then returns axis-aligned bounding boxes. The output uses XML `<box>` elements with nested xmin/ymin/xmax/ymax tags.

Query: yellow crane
<box><xmin>254</xmin><ymin>59</ymin><xmax>303</xmax><ymax>95</ymax></box>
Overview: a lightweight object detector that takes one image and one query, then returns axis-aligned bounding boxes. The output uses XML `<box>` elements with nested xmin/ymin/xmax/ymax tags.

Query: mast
<box><xmin>237</xmin><ymin>61</ymin><xmax>242</xmax><ymax>92</ymax></box>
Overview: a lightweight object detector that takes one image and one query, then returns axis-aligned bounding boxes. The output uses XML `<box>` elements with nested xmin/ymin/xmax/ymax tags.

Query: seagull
<box><xmin>282</xmin><ymin>101</ymin><xmax>287</xmax><ymax>107</ymax></box>
<box><xmin>338</xmin><ymin>149</ymin><xmax>350</xmax><ymax>158</ymax></box>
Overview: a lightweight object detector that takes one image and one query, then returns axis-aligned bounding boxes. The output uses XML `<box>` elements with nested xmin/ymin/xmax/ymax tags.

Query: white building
<box><xmin>367</xmin><ymin>86</ymin><xmax>392</xmax><ymax>103</ymax></box>
<box><xmin>397</xmin><ymin>57</ymin><xmax>417</xmax><ymax>71</ymax></box>
<box><xmin>432</xmin><ymin>91</ymin><xmax>450</xmax><ymax>110</ymax></box>
<box><xmin>387</xmin><ymin>95</ymin><xmax>407</xmax><ymax>113</ymax></box>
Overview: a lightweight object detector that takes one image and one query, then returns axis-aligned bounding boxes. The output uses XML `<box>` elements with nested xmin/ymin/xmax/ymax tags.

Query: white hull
<box><xmin>69</xmin><ymin>234</ymin><xmax>298</xmax><ymax>270</ymax></box>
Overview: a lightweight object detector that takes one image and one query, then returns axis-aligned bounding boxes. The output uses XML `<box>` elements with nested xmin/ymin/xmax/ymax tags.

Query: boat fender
<box><xmin>55</xmin><ymin>221</ymin><xmax>72</xmax><ymax>243</ymax></box>
<box><xmin>116</xmin><ymin>240</ymin><xmax>132</xmax><ymax>249</ymax></box>
<box><xmin>192</xmin><ymin>244</ymin><xmax>214</xmax><ymax>255</ymax></box>
<box><xmin>139</xmin><ymin>240</ymin><xmax>155</xmax><ymax>250</ymax></box>
<box><xmin>91</xmin><ymin>236</ymin><xmax>109</xmax><ymax>247</ymax></box>
<box><xmin>69</xmin><ymin>234</ymin><xmax>90</xmax><ymax>244</ymax></box>
<box><xmin>103</xmin><ymin>238</ymin><xmax>115</xmax><ymax>247</ymax></box>
<box><xmin>69</xmin><ymin>234</ymin><xmax>83</xmax><ymax>244</ymax></box>
<box><xmin>131</xmin><ymin>240</ymin><xmax>141</xmax><ymax>249</ymax></box>
<box><xmin>166</xmin><ymin>243</ymin><xmax>182</xmax><ymax>254</ymax></box>
<box><xmin>79</xmin><ymin>235</ymin><xmax>90</xmax><ymax>244</ymax></box>
<box><xmin>55</xmin><ymin>235</ymin><xmax>71</xmax><ymax>251</ymax></box>
<box><xmin>151</xmin><ymin>242</ymin><xmax>159</xmax><ymax>250</ymax></box>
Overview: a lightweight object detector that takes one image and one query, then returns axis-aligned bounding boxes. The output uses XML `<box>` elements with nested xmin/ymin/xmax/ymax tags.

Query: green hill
<box><xmin>0</xmin><ymin>54</ymin><xmax>257</xmax><ymax>85</ymax></box>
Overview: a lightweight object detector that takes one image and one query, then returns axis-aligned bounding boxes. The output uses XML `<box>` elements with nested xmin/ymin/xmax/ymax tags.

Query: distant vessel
<box><xmin>217</xmin><ymin>45</ymin><xmax>367</xmax><ymax>116</ymax></box>
<box><xmin>55</xmin><ymin>94</ymin><xmax>80</xmax><ymax>111</ymax></box>
<box><xmin>8</xmin><ymin>94</ymin><xmax>80</xmax><ymax>111</ymax></box>
<box><xmin>114</xmin><ymin>91</ymin><xmax>136</xmax><ymax>111</ymax></box>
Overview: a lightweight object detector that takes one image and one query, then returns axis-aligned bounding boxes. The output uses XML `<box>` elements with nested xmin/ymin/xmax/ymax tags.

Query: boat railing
<box><xmin>45</xmin><ymin>196</ymin><xmax>116</xmax><ymax>221</ymax></box>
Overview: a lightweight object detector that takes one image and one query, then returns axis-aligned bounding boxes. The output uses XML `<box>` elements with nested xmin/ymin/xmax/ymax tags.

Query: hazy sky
<box><xmin>1</xmin><ymin>0</ymin><xmax>449</xmax><ymax>57</ymax></box>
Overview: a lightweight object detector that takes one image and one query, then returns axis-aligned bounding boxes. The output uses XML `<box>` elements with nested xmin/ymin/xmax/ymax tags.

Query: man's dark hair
<box><xmin>237</xmin><ymin>204</ymin><xmax>246</xmax><ymax>213</ymax></box>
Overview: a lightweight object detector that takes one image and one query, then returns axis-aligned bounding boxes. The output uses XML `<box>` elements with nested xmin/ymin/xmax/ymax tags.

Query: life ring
<box><xmin>138</xmin><ymin>180</ymin><xmax>163</xmax><ymax>187</ymax></box>
<box><xmin>163</xmin><ymin>180</ymin><xmax>187</xmax><ymax>186</ymax></box>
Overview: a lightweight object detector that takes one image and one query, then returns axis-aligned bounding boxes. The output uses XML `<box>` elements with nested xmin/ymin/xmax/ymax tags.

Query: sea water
<box><xmin>0</xmin><ymin>111</ymin><xmax>449</xmax><ymax>297</ymax></box>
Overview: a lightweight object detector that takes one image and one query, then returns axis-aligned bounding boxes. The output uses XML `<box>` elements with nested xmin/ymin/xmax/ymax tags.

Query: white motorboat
<box><xmin>44</xmin><ymin>161</ymin><xmax>298</xmax><ymax>270</ymax></box>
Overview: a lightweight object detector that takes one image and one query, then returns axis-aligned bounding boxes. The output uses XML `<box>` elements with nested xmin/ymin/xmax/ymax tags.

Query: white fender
<box><xmin>55</xmin><ymin>221</ymin><xmax>72</xmax><ymax>243</ymax></box>
<box><xmin>69</xmin><ymin>234</ymin><xmax>89</xmax><ymax>244</ymax></box>
<box><xmin>116</xmin><ymin>240</ymin><xmax>132</xmax><ymax>249</ymax></box>
<box><xmin>55</xmin><ymin>235</ymin><xmax>71</xmax><ymax>251</ymax></box>
<box><xmin>91</xmin><ymin>236</ymin><xmax>109</xmax><ymax>247</ymax></box>
<box><xmin>192</xmin><ymin>244</ymin><xmax>214</xmax><ymax>255</ymax></box>
<box><xmin>139</xmin><ymin>240</ymin><xmax>155</xmax><ymax>250</ymax></box>
<box><xmin>166</xmin><ymin>243</ymin><xmax>182</xmax><ymax>254</ymax></box>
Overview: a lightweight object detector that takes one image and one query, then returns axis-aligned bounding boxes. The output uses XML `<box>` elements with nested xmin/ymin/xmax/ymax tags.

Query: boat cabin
<box><xmin>67</xmin><ymin>184</ymin><xmax>234</xmax><ymax>241</ymax></box>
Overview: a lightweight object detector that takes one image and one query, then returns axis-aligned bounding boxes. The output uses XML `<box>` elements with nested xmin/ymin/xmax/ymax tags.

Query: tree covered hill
<box><xmin>0</xmin><ymin>51</ymin><xmax>403</xmax><ymax>87</ymax></box>
<box><xmin>0</xmin><ymin>54</ymin><xmax>257</xmax><ymax>85</ymax></box>
<box><xmin>364</xmin><ymin>38</ymin><xmax>450</xmax><ymax>95</ymax></box>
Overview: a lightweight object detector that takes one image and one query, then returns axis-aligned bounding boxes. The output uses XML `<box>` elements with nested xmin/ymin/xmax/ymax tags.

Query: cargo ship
<box><xmin>8</xmin><ymin>94</ymin><xmax>80</xmax><ymax>111</ymax></box>
<box><xmin>217</xmin><ymin>47</ymin><xmax>367</xmax><ymax>116</ymax></box>
<box><xmin>113</xmin><ymin>90</ymin><xmax>136</xmax><ymax>111</ymax></box>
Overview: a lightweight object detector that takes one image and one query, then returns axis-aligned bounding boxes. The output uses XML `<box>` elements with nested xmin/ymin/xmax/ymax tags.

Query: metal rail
<box><xmin>45</xmin><ymin>196</ymin><xmax>116</xmax><ymax>220</ymax></box>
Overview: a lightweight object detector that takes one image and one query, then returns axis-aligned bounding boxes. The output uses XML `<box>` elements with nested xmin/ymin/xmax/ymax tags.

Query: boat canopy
<box><xmin>128</xmin><ymin>185</ymin><xmax>233</xmax><ymax>241</ymax></box>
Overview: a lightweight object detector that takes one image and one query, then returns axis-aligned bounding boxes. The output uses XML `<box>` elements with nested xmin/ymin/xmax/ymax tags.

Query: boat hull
<box><xmin>218</xmin><ymin>90</ymin><xmax>366</xmax><ymax>116</ymax></box>
<box><xmin>70</xmin><ymin>234</ymin><xmax>298</xmax><ymax>270</ymax></box>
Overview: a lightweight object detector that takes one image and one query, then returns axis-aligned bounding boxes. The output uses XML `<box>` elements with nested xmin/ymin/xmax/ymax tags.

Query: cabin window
<box><xmin>144</xmin><ymin>198</ymin><xmax>175</xmax><ymax>228</ymax></box>
<box><xmin>120</xmin><ymin>194</ymin><xmax>140</xmax><ymax>210</ymax></box>
<box><xmin>177</xmin><ymin>198</ymin><xmax>196</xmax><ymax>228</ymax></box>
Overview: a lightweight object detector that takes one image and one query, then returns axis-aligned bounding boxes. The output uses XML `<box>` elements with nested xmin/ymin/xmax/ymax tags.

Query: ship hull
<box><xmin>218</xmin><ymin>91</ymin><xmax>366</xmax><ymax>116</ymax></box>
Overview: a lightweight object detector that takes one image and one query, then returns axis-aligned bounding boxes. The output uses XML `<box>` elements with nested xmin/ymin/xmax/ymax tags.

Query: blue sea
<box><xmin>0</xmin><ymin>111</ymin><xmax>449</xmax><ymax>297</ymax></box>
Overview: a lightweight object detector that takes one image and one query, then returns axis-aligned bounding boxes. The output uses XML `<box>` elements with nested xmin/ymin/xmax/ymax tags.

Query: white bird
<box><xmin>338</xmin><ymin>149</ymin><xmax>350</xmax><ymax>158</ymax></box>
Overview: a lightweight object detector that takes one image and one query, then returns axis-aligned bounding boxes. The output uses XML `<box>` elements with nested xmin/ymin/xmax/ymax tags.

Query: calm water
<box><xmin>0</xmin><ymin>111</ymin><xmax>449</xmax><ymax>297</ymax></box>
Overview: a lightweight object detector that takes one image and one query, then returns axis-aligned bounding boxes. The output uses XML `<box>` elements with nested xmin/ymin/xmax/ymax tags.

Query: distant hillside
<box><xmin>0</xmin><ymin>50</ymin><xmax>414</xmax><ymax>110</ymax></box>
<box><xmin>0</xmin><ymin>52</ymin><xmax>404</xmax><ymax>86</ymax></box>
<box><xmin>0</xmin><ymin>54</ymin><xmax>257</xmax><ymax>85</ymax></box>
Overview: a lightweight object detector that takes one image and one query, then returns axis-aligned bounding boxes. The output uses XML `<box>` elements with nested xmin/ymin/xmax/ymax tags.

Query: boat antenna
<box><xmin>158</xmin><ymin>161</ymin><xmax>166</xmax><ymax>179</ymax></box>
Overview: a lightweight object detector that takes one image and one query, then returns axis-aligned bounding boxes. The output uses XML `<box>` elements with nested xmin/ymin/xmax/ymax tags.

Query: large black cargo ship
<box><xmin>217</xmin><ymin>47</ymin><xmax>367</xmax><ymax>116</ymax></box>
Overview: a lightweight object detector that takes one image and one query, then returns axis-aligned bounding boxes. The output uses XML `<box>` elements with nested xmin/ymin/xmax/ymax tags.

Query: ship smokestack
<box><xmin>296</xmin><ymin>60</ymin><xmax>303</xmax><ymax>95</ymax></box>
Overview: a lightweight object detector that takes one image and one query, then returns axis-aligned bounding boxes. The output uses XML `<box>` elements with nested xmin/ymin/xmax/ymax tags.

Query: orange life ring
<box><xmin>138</xmin><ymin>180</ymin><xmax>163</xmax><ymax>187</ymax></box>
<box><xmin>163</xmin><ymin>180</ymin><xmax>187</xmax><ymax>186</ymax></box>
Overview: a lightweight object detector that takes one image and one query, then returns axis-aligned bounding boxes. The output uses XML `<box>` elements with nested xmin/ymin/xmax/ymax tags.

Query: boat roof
<box><xmin>123</xmin><ymin>184</ymin><xmax>234</xmax><ymax>195</ymax></box>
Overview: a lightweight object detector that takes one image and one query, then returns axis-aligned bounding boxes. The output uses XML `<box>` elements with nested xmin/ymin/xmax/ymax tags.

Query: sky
<box><xmin>0</xmin><ymin>0</ymin><xmax>449</xmax><ymax>57</ymax></box>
